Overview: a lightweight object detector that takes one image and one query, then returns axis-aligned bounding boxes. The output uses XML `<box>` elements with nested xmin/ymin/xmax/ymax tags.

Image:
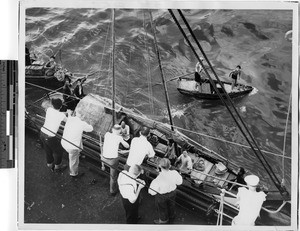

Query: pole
<box><xmin>149</xmin><ymin>11</ymin><xmax>174</xmax><ymax>131</ymax></box>
<box><xmin>112</xmin><ymin>8</ymin><xmax>116</xmax><ymax>125</ymax></box>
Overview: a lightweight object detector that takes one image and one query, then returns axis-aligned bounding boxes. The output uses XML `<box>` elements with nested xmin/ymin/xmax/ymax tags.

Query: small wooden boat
<box><xmin>25</xmin><ymin>61</ymin><xmax>68</xmax><ymax>89</ymax></box>
<box><xmin>177</xmin><ymin>77</ymin><xmax>253</xmax><ymax>100</ymax></box>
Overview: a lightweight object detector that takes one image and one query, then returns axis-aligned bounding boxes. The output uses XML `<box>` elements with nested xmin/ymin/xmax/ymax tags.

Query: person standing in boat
<box><xmin>40</xmin><ymin>98</ymin><xmax>68</xmax><ymax>173</ymax></box>
<box><xmin>62</xmin><ymin>78</ymin><xmax>74</xmax><ymax>110</ymax></box>
<box><xmin>118</xmin><ymin>164</ymin><xmax>145</xmax><ymax>224</ymax></box>
<box><xmin>194</xmin><ymin>58</ymin><xmax>204</xmax><ymax>91</ymax></box>
<box><xmin>175</xmin><ymin>150</ymin><xmax>193</xmax><ymax>174</ymax></box>
<box><xmin>124</xmin><ymin>126</ymin><xmax>155</xmax><ymax>172</ymax></box>
<box><xmin>229</xmin><ymin>65</ymin><xmax>242</xmax><ymax>91</ymax></box>
<box><xmin>232</xmin><ymin>175</ymin><xmax>266</xmax><ymax>226</ymax></box>
<box><xmin>148</xmin><ymin>158</ymin><xmax>183</xmax><ymax>224</ymax></box>
<box><xmin>73</xmin><ymin>77</ymin><xmax>87</xmax><ymax>99</ymax></box>
<box><xmin>61</xmin><ymin>110</ymin><xmax>93</xmax><ymax>178</ymax></box>
<box><xmin>44</xmin><ymin>55</ymin><xmax>57</xmax><ymax>76</ymax></box>
<box><xmin>102</xmin><ymin>124</ymin><xmax>129</xmax><ymax>196</ymax></box>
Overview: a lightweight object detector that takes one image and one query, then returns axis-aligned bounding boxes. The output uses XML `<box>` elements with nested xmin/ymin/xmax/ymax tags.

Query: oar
<box><xmin>153</xmin><ymin>72</ymin><xmax>193</xmax><ymax>86</ymax></box>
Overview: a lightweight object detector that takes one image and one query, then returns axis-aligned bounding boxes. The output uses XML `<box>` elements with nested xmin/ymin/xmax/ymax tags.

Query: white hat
<box><xmin>244</xmin><ymin>175</ymin><xmax>259</xmax><ymax>187</ymax></box>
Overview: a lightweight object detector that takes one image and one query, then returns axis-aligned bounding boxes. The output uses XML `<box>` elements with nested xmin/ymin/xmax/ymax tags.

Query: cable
<box><xmin>169</xmin><ymin>9</ymin><xmax>285</xmax><ymax>195</ymax></box>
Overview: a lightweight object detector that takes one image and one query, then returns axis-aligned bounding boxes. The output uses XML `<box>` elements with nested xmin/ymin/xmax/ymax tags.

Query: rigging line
<box><xmin>143</xmin><ymin>10</ymin><xmax>155</xmax><ymax>115</ymax></box>
<box><xmin>111</xmin><ymin>8</ymin><xmax>116</xmax><ymax>125</ymax></box>
<box><xmin>96</xmin><ymin>20</ymin><xmax>111</xmax><ymax>94</ymax></box>
<box><xmin>282</xmin><ymin>91</ymin><xmax>292</xmax><ymax>180</ymax></box>
<box><xmin>25</xmin><ymin>112</ymin><xmax>210</xmax><ymax>219</ymax></box>
<box><xmin>149</xmin><ymin>10</ymin><xmax>175</xmax><ymax>131</ymax></box>
<box><xmin>172</xmin><ymin>9</ymin><xmax>283</xmax><ymax>193</ymax></box>
<box><xmin>167</xmin><ymin>10</ymin><xmax>271</xmax><ymax>172</ymax></box>
<box><xmin>25</xmin><ymin>80</ymin><xmax>287</xmax><ymax>164</ymax></box>
<box><xmin>124</xmin><ymin>41</ymin><xmax>133</xmax><ymax>105</ymax></box>
<box><xmin>26</xmin><ymin>82</ymin><xmax>81</xmax><ymax>101</ymax></box>
<box><xmin>176</xmin><ymin>9</ymin><xmax>283</xmax><ymax>190</ymax></box>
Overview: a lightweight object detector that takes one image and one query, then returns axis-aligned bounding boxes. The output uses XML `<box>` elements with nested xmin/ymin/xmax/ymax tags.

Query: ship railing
<box><xmin>215</xmin><ymin>188</ymin><xmax>238</xmax><ymax>226</ymax></box>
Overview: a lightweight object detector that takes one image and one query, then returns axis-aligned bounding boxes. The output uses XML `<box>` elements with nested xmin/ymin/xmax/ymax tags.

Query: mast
<box><xmin>111</xmin><ymin>8</ymin><xmax>116</xmax><ymax>125</ymax></box>
<box><xmin>149</xmin><ymin>11</ymin><xmax>175</xmax><ymax>131</ymax></box>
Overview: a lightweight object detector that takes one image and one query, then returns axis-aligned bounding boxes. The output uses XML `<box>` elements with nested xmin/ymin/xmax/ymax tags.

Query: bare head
<box><xmin>129</xmin><ymin>164</ymin><xmax>144</xmax><ymax>177</ymax></box>
<box><xmin>121</xmin><ymin>121</ymin><xmax>126</xmax><ymax>128</ymax></box>
<box><xmin>140</xmin><ymin>127</ymin><xmax>150</xmax><ymax>137</ymax></box>
<box><xmin>112</xmin><ymin>124</ymin><xmax>121</xmax><ymax>135</ymax></box>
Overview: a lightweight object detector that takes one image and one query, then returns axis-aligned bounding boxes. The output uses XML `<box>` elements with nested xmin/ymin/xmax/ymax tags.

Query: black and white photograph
<box><xmin>18</xmin><ymin>0</ymin><xmax>298</xmax><ymax>230</ymax></box>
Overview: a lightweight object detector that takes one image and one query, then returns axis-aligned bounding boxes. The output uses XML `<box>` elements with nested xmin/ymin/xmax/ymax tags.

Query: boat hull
<box><xmin>177</xmin><ymin>78</ymin><xmax>253</xmax><ymax>100</ymax></box>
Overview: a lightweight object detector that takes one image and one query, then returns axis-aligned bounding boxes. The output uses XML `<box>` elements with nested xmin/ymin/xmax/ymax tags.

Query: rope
<box><xmin>169</xmin><ymin>9</ymin><xmax>284</xmax><ymax>194</ymax></box>
<box><xmin>143</xmin><ymin>10</ymin><xmax>155</xmax><ymax>114</ymax></box>
<box><xmin>25</xmin><ymin>108</ymin><xmax>213</xmax><ymax>220</ymax></box>
<box><xmin>281</xmin><ymin>92</ymin><xmax>292</xmax><ymax>182</ymax></box>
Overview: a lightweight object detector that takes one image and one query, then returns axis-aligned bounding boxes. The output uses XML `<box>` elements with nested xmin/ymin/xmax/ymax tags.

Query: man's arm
<box><xmin>120</xmin><ymin>139</ymin><xmax>129</xmax><ymax>149</ymax></box>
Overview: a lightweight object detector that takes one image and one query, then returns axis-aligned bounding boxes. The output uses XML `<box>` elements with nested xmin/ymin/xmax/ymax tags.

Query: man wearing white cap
<box><xmin>232</xmin><ymin>175</ymin><xmax>266</xmax><ymax>226</ymax></box>
<box><xmin>102</xmin><ymin>124</ymin><xmax>129</xmax><ymax>196</ymax></box>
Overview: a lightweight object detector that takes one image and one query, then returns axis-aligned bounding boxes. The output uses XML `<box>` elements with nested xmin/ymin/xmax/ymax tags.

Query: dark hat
<box><xmin>159</xmin><ymin>158</ymin><xmax>171</xmax><ymax>170</ymax></box>
<box><xmin>140</xmin><ymin>127</ymin><xmax>150</xmax><ymax>137</ymax></box>
<box><xmin>51</xmin><ymin>98</ymin><xmax>62</xmax><ymax>109</ymax></box>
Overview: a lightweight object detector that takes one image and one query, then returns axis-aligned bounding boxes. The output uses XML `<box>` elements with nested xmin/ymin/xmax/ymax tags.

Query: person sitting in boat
<box><xmin>73</xmin><ymin>77</ymin><xmax>87</xmax><ymax>99</ymax></box>
<box><xmin>164</xmin><ymin>139</ymin><xmax>177</xmax><ymax>165</ymax></box>
<box><xmin>194</xmin><ymin>58</ymin><xmax>204</xmax><ymax>91</ymax></box>
<box><xmin>44</xmin><ymin>55</ymin><xmax>57</xmax><ymax>76</ymax></box>
<box><xmin>232</xmin><ymin>175</ymin><xmax>266</xmax><ymax>226</ymax></box>
<box><xmin>175</xmin><ymin>150</ymin><xmax>193</xmax><ymax>174</ymax></box>
<box><xmin>229</xmin><ymin>65</ymin><xmax>241</xmax><ymax>91</ymax></box>
<box><xmin>120</xmin><ymin>121</ymin><xmax>131</xmax><ymax>143</ymax></box>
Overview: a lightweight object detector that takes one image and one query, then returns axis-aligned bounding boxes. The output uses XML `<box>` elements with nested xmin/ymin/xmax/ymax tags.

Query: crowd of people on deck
<box><xmin>38</xmin><ymin>95</ymin><xmax>266</xmax><ymax>225</ymax></box>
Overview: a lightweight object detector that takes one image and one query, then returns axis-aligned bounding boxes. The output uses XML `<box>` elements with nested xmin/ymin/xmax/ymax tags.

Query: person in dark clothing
<box><xmin>73</xmin><ymin>77</ymin><xmax>87</xmax><ymax>99</ymax></box>
<box><xmin>44</xmin><ymin>55</ymin><xmax>57</xmax><ymax>76</ymax></box>
<box><xmin>118</xmin><ymin>165</ymin><xmax>145</xmax><ymax>224</ymax></box>
<box><xmin>62</xmin><ymin>78</ymin><xmax>76</xmax><ymax>110</ymax></box>
<box><xmin>194</xmin><ymin>58</ymin><xmax>204</xmax><ymax>91</ymax></box>
<box><xmin>229</xmin><ymin>65</ymin><xmax>241</xmax><ymax>91</ymax></box>
<box><xmin>227</xmin><ymin>167</ymin><xmax>246</xmax><ymax>191</ymax></box>
<box><xmin>25</xmin><ymin>46</ymin><xmax>31</xmax><ymax>66</ymax></box>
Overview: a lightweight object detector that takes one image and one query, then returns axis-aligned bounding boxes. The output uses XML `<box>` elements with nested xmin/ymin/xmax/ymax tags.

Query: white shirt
<box><xmin>234</xmin><ymin>187</ymin><xmax>266</xmax><ymax>225</ymax></box>
<box><xmin>126</xmin><ymin>135</ymin><xmax>155</xmax><ymax>166</ymax></box>
<box><xmin>118</xmin><ymin>170</ymin><xmax>138</xmax><ymax>203</ymax></box>
<box><xmin>102</xmin><ymin>132</ymin><xmax>125</xmax><ymax>159</ymax></box>
<box><xmin>61</xmin><ymin>116</ymin><xmax>93</xmax><ymax>151</ymax></box>
<box><xmin>149</xmin><ymin>170</ymin><xmax>183</xmax><ymax>195</ymax></box>
<box><xmin>178</xmin><ymin>154</ymin><xmax>193</xmax><ymax>170</ymax></box>
<box><xmin>41</xmin><ymin>107</ymin><xmax>66</xmax><ymax>137</ymax></box>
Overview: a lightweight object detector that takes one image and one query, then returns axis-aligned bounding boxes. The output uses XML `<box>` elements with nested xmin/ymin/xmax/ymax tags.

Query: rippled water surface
<box><xmin>26</xmin><ymin>8</ymin><xmax>293</xmax><ymax>191</ymax></box>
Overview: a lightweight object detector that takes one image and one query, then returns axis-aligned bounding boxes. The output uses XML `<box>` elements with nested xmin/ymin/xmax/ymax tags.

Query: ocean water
<box><xmin>25</xmin><ymin>8</ymin><xmax>292</xmax><ymax>192</ymax></box>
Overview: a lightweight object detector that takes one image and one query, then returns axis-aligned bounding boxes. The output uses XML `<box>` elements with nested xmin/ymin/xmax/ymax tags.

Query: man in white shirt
<box><xmin>148</xmin><ymin>158</ymin><xmax>183</xmax><ymax>224</ymax></box>
<box><xmin>232</xmin><ymin>175</ymin><xmax>266</xmax><ymax>226</ymax></box>
<box><xmin>124</xmin><ymin>127</ymin><xmax>155</xmax><ymax>171</ymax></box>
<box><xmin>117</xmin><ymin>164</ymin><xmax>145</xmax><ymax>224</ymax></box>
<box><xmin>40</xmin><ymin>98</ymin><xmax>67</xmax><ymax>172</ymax></box>
<box><xmin>102</xmin><ymin>124</ymin><xmax>129</xmax><ymax>196</ymax></box>
<box><xmin>61</xmin><ymin>111</ymin><xmax>93</xmax><ymax>178</ymax></box>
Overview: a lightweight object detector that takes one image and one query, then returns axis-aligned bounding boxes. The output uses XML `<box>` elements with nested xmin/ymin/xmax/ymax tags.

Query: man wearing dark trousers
<box><xmin>40</xmin><ymin>98</ymin><xmax>67</xmax><ymax>172</ymax></box>
<box><xmin>118</xmin><ymin>165</ymin><xmax>145</xmax><ymax>224</ymax></box>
